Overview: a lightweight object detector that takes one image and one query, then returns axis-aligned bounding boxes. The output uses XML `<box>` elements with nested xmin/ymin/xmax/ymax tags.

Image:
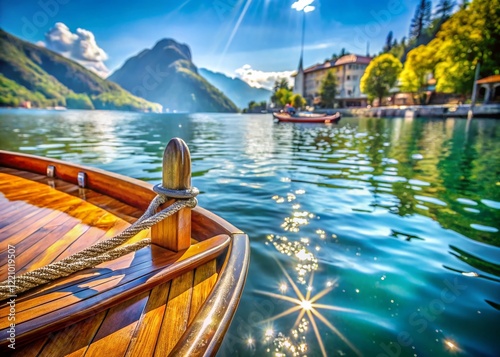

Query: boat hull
<box><xmin>273</xmin><ymin>111</ymin><xmax>341</xmax><ymax>123</ymax></box>
<box><xmin>0</xmin><ymin>150</ymin><xmax>250</xmax><ymax>356</ymax></box>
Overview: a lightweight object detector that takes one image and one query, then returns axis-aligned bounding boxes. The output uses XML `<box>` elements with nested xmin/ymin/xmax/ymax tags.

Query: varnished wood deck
<box><xmin>0</xmin><ymin>150</ymin><xmax>249</xmax><ymax>357</ymax></box>
<box><xmin>0</xmin><ymin>162</ymin><xmax>248</xmax><ymax>356</ymax></box>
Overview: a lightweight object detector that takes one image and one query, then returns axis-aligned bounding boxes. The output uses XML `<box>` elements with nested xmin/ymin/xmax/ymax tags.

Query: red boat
<box><xmin>273</xmin><ymin>111</ymin><xmax>341</xmax><ymax>123</ymax></box>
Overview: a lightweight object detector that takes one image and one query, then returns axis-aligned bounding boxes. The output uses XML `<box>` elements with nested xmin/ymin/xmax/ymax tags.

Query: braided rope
<box><xmin>0</xmin><ymin>195</ymin><xmax>197</xmax><ymax>301</ymax></box>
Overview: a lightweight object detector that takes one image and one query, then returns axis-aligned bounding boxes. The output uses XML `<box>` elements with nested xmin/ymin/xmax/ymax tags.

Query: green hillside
<box><xmin>108</xmin><ymin>39</ymin><xmax>238</xmax><ymax>113</ymax></box>
<box><xmin>0</xmin><ymin>29</ymin><xmax>162</xmax><ymax>112</ymax></box>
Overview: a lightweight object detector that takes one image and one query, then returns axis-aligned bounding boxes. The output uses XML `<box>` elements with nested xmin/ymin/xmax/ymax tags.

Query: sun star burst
<box><xmin>255</xmin><ymin>259</ymin><xmax>361</xmax><ymax>357</ymax></box>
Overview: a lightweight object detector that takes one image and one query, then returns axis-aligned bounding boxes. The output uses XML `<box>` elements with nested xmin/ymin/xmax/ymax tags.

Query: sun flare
<box><xmin>255</xmin><ymin>259</ymin><xmax>361</xmax><ymax>357</ymax></box>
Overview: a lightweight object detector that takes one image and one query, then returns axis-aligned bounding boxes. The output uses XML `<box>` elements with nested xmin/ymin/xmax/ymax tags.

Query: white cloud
<box><xmin>43</xmin><ymin>22</ymin><xmax>109</xmax><ymax>78</ymax></box>
<box><xmin>234</xmin><ymin>64</ymin><xmax>295</xmax><ymax>90</ymax></box>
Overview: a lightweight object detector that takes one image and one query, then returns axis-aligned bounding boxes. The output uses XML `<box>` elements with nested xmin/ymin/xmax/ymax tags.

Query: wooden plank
<box><xmin>0</xmin><ymin>213</ymin><xmax>78</xmax><ymax>280</ymax></box>
<box><xmin>3</xmin><ymin>198</ymin><xmax>132</xmax><ymax>278</ymax></box>
<box><xmin>1</xmin><ymin>159</ymin><xmax>243</xmax><ymax>240</ymax></box>
<box><xmin>54</xmin><ymin>214</ymin><xmax>124</xmax><ymax>259</ymax></box>
<box><xmin>0</xmin><ymin>151</ymin><xmax>156</xmax><ymax>210</ymax></box>
<box><xmin>154</xmin><ymin>270</ymin><xmax>194</xmax><ymax>356</ymax></box>
<box><xmin>1</xmin><ymin>235</ymin><xmax>160</xmax><ymax>316</ymax></box>
<box><xmin>0</xmin><ymin>235</ymin><xmax>230</xmax><ymax>348</ymax></box>
<box><xmin>191</xmin><ymin>206</ymin><xmax>242</xmax><ymax>239</ymax></box>
<box><xmin>84</xmin><ymin>293</ymin><xmax>149</xmax><ymax>357</ymax></box>
<box><xmin>34</xmin><ymin>310</ymin><xmax>107</xmax><ymax>357</ymax></box>
<box><xmin>0</xmin><ymin>201</ymin><xmax>40</xmax><ymax>230</ymax></box>
<box><xmin>125</xmin><ymin>282</ymin><xmax>171</xmax><ymax>356</ymax></box>
<box><xmin>0</xmin><ymin>169</ymin><xmax>46</xmax><ymax>182</ymax></box>
<box><xmin>0</xmin><ymin>209</ymin><xmax>65</xmax><ymax>249</ymax></box>
<box><xmin>0</xmin><ymin>235</ymin><xmax>228</xmax><ymax>320</ymax></box>
<box><xmin>188</xmin><ymin>259</ymin><xmax>218</xmax><ymax>325</ymax></box>
<box><xmin>0</xmin><ymin>199</ymin><xmax>33</xmax><ymax>217</ymax></box>
<box><xmin>17</xmin><ymin>223</ymin><xmax>104</xmax><ymax>276</ymax></box>
<box><xmin>0</xmin><ymin>202</ymin><xmax>51</xmax><ymax>238</ymax></box>
<box><xmin>170</xmin><ymin>233</ymin><xmax>250</xmax><ymax>357</ymax></box>
<box><xmin>79</xmin><ymin>194</ymin><xmax>142</xmax><ymax>223</ymax></box>
<box><xmin>0</xmin><ymin>154</ymin><xmax>250</xmax><ymax>356</ymax></box>
<box><xmin>0</xmin><ymin>195</ymin><xmax>120</xmax><ymax>272</ymax></box>
<box><xmin>0</xmin><ymin>175</ymin><xmax>81</xmax><ymax>207</ymax></box>
<box><xmin>10</xmin><ymin>336</ymin><xmax>48</xmax><ymax>357</ymax></box>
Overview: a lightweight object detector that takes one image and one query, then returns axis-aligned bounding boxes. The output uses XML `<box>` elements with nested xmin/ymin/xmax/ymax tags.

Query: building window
<box><xmin>353</xmin><ymin>75</ymin><xmax>358</xmax><ymax>80</ymax></box>
<box><xmin>348</xmin><ymin>89</ymin><xmax>352</xmax><ymax>96</ymax></box>
<box><xmin>347</xmin><ymin>75</ymin><xmax>350</xmax><ymax>80</ymax></box>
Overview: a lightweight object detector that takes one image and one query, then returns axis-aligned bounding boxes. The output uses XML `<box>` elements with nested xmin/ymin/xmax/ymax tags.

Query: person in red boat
<box><xmin>284</xmin><ymin>103</ymin><xmax>296</xmax><ymax>116</ymax></box>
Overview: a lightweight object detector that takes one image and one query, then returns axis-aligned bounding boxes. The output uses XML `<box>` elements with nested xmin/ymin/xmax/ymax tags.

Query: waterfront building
<box><xmin>295</xmin><ymin>54</ymin><xmax>372</xmax><ymax>108</ymax></box>
<box><xmin>476</xmin><ymin>75</ymin><xmax>500</xmax><ymax>103</ymax></box>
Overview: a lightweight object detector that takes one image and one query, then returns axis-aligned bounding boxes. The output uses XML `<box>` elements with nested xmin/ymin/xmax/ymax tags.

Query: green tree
<box><xmin>383</xmin><ymin>31</ymin><xmax>394</xmax><ymax>52</ymax></box>
<box><xmin>330</xmin><ymin>48</ymin><xmax>350</xmax><ymax>62</ymax></box>
<box><xmin>389</xmin><ymin>36</ymin><xmax>407</xmax><ymax>60</ymax></box>
<box><xmin>435</xmin><ymin>0</ymin><xmax>456</xmax><ymax>20</ymax></box>
<box><xmin>425</xmin><ymin>0</ymin><xmax>456</xmax><ymax>40</ymax></box>
<box><xmin>319</xmin><ymin>70</ymin><xmax>337</xmax><ymax>108</ymax></box>
<box><xmin>360</xmin><ymin>54</ymin><xmax>403</xmax><ymax>106</ymax></box>
<box><xmin>271</xmin><ymin>78</ymin><xmax>292</xmax><ymax>106</ymax></box>
<box><xmin>291</xmin><ymin>93</ymin><xmax>306</xmax><ymax>109</ymax></box>
<box><xmin>459</xmin><ymin>0</ymin><xmax>469</xmax><ymax>10</ymax></box>
<box><xmin>273</xmin><ymin>87</ymin><xmax>293</xmax><ymax>107</ymax></box>
<box><xmin>246</xmin><ymin>100</ymin><xmax>267</xmax><ymax>112</ymax></box>
<box><xmin>399</xmin><ymin>45</ymin><xmax>435</xmax><ymax>104</ymax></box>
<box><xmin>410</xmin><ymin>0</ymin><xmax>432</xmax><ymax>44</ymax></box>
<box><xmin>273</xmin><ymin>78</ymin><xmax>291</xmax><ymax>92</ymax></box>
<box><xmin>429</xmin><ymin>0</ymin><xmax>500</xmax><ymax>94</ymax></box>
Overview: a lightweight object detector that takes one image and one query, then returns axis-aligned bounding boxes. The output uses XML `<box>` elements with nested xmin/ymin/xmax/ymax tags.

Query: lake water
<box><xmin>1</xmin><ymin>109</ymin><xmax>499</xmax><ymax>356</ymax></box>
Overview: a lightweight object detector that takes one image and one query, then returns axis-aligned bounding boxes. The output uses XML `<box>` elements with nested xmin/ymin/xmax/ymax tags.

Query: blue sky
<box><xmin>0</xmin><ymin>0</ymin><xmax>418</xmax><ymax>88</ymax></box>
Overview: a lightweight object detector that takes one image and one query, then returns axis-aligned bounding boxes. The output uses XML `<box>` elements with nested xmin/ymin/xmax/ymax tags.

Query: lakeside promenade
<box><xmin>323</xmin><ymin>103</ymin><xmax>500</xmax><ymax>119</ymax></box>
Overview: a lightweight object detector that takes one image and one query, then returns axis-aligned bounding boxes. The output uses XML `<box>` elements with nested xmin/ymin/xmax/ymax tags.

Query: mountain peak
<box><xmin>152</xmin><ymin>38</ymin><xmax>191</xmax><ymax>62</ymax></box>
<box><xmin>108</xmin><ymin>39</ymin><xmax>237</xmax><ymax>113</ymax></box>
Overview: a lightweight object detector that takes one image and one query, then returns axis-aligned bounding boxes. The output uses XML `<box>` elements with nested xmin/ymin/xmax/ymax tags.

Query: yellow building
<box><xmin>301</xmin><ymin>54</ymin><xmax>372</xmax><ymax>108</ymax></box>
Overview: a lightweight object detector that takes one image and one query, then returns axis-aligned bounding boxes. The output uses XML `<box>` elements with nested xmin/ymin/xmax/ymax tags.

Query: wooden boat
<box><xmin>0</xmin><ymin>138</ymin><xmax>250</xmax><ymax>356</ymax></box>
<box><xmin>273</xmin><ymin>111</ymin><xmax>341</xmax><ymax>123</ymax></box>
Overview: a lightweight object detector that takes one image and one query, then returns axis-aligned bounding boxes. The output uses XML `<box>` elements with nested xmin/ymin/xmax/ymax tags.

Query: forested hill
<box><xmin>108</xmin><ymin>39</ymin><xmax>238</xmax><ymax>113</ymax></box>
<box><xmin>379</xmin><ymin>0</ymin><xmax>499</xmax><ymax>95</ymax></box>
<box><xmin>0</xmin><ymin>29</ymin><xmax>162</xmax><ymax>112</ymax></box>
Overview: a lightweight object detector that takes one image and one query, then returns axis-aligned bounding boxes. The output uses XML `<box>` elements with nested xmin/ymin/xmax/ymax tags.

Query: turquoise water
<box><xmin>1</xmin><ymin>109</ymin><xmax>499</xmax><ymax>356</ymax></box>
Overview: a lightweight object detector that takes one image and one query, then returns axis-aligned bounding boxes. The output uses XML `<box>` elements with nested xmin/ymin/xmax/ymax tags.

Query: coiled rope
<box><xmin>0</xmin><ymin>192</ymin><xmax>197</xmax><ymax>301</ymax></box>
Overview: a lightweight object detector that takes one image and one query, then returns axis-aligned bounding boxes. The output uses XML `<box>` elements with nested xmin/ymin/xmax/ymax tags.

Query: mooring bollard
<box><xmin>151</xmin><ymin>138</ymin><xmax>193</xmax><ymax>251</ymax></box>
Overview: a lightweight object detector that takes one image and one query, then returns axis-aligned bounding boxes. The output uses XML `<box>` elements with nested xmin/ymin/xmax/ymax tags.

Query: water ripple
<box><xmin>1</xmin><ymin>110</ymin><xmax>499</xmax><ymax>356</ymax></box>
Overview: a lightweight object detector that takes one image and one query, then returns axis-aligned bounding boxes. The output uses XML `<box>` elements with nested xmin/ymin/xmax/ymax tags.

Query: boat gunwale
<box><xmin>272</xmin><ymin>111</ymin><xmax>341</xmax><ymax>123</ymax></box>
<box><xmin>0</xmin><ymin>150</ymin><xmax>250</xmax><ymax>356</ymax></box>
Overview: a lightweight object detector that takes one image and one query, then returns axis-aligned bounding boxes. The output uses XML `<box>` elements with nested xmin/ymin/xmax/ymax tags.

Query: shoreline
<box><xmin>316</xmin><ymin>103</ymin><xmax>500</xmax><ymax>119</ymax></box>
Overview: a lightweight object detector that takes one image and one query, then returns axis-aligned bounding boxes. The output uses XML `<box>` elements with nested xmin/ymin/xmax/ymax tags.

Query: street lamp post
<box><xmin>292</xmin><ymin>0</ymin><xmax>316</xmax><ymax>65</ymax></box>
<box><xmin>291</xmin><ymin>1</ymin><xmax>315</xmax><ymax>98</ymax></box>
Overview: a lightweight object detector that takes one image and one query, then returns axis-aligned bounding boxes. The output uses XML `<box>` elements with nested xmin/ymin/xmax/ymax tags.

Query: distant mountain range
<box><xmin>0</xmin><ymin>29</ymin><xmax>268</xmax><ymax>113</ymax></box>
<box><xmin>108</xmin><ymin>39</ymin><xmax>238</xmax><ymax>113</ymax></box>
<box><xmin>199</xmin><ymin>68</ymin><xmax>271</xmax><ymax>109</ymax></box>
<box><xmin>0</xmin><ymin>29</ymin><xmax>161</xmax><ymax>112</ymax></box>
